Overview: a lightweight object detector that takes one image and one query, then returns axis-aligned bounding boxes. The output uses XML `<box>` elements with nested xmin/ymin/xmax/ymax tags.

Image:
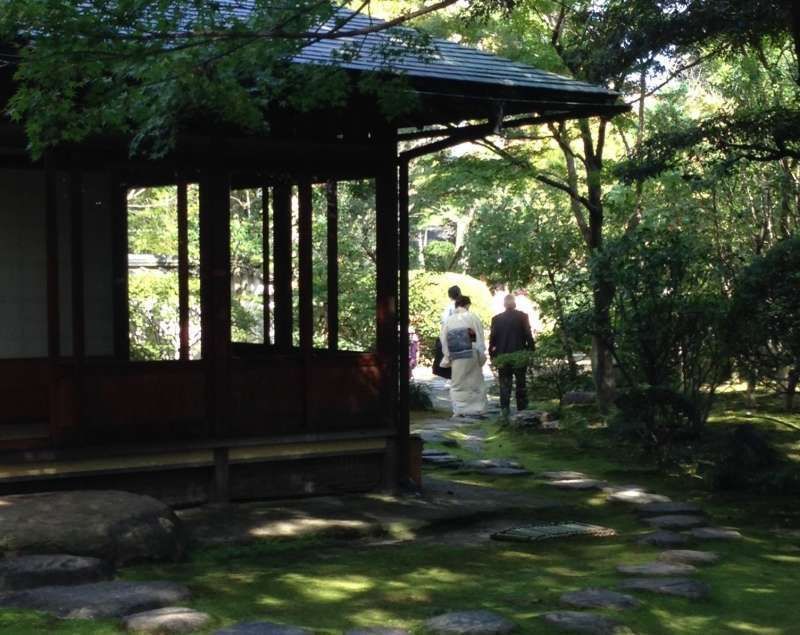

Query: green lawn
<box><xmin>4</xmin><ymin>389</ymin><xmax>800</xmax><ymax>634</ymax></box>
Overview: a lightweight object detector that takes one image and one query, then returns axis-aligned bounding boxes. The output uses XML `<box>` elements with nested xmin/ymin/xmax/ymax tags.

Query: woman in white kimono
<box><xmin>439</xmin><ymin>295</ymin><xmax>488</xmax><ymax>417</ymax></box>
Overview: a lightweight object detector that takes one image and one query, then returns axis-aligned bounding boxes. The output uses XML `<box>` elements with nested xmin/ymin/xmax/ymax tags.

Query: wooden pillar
<box><xmin>398</xmin><ymin>159</ymin><xmax>411</xmax><ymax>484</ymax></box>
<box><xmin>70</xmin><ymin>170</ymin><xmax>85</xmax><ymax>361</ymax></box>
<box><xmin>110</xmin><ymin>171</ymin><xmax>130</xmax><ymax>360</ymax></box>
<box><xmin>375</xmin><ymin>141</ymin><xmax>399</xmax><ymax>490</ymax></box>
<box><xmin>177</xmin><ymin>182</ymin><xmax>190</xmax><ymax>360</ymax></box>
<box><xmin>45</xmin><ymin>162</ymin><xmax>60</xmax><ymax>360</ymax></box>
<box><xmin>199</xmin><ymin>170</ymin><xmax>231</xmax><ymax>440</ymax></box>
<box><xmin>326</xmin><ymin>180</ymin><xmax>339</xmax><ymax>351</ymax></box>
<box><xmin>262</xmin><ymin>187</ymin><xmax>271</xmax><ymax>345</ymax></box>
<box><xmin>298</xmin><ymin>181</ymin><xmax>313</xmax><ymax>429</ymax></box>
<box><xmin>272</xmin><ymin>183</ymin><xmax>293</xmax><ymax>351</ymax></box>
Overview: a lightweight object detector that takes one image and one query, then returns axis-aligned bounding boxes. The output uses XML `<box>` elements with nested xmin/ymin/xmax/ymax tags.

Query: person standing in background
<box><xmin>440</xmin><ymin>296</ymin><xmax>488</xmax><ymax>417</ymax></box>
<box><xmin>489</xmin><ymin>294</ymin><xmax>535</xmax><ymax>417</ymax></box>
<box><xmin>432</xmin><ymin>285</ymin><xmax>461</xmax><ymax>380</ymax></box>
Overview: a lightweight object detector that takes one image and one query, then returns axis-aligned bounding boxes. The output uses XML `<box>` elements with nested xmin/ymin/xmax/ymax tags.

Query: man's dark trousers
<box><xmin>498</xmin><ymin>365</ymin><xmax>528</xmax><ymax>412</ymax></box>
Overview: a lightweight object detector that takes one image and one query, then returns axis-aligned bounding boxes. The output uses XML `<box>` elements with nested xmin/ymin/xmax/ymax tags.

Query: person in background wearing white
<box><xmin>439</xmin><ymin>295</ymin><xmax>488</xmax><ymax>417</ymax></box>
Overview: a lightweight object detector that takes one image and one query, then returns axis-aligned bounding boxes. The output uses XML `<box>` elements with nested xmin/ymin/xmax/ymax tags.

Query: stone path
<box><xmin>542</xmin><ymin>610</ymin><xmax>630</xmax><ymax>634</ymax></box>
<box><xmin>424</xmin><ymin>610</ymin><xmax>516</xmax><ymax>635</ymax></box>
<box><xmin>122</xmin><ymin>607</ymin><xmax>211</xmax><ymax>633</ymax></box>
<box><xmin>0</xmin><ymin>554</ymin><xmax>112</xmax><ymax>592</ymax></box>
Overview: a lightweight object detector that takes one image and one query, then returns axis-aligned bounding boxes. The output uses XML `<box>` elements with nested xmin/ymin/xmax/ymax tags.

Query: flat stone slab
<box><xmin>122</xmin><ymin>607</ymin><xmax>211</xmax><ymax>633</ymax></box>
<box><xmin>423</xmin><ymin>452</ymin><xmax>463</xmax><ymax>468</ymax></box>
<box><xmin>418</xmin><ymin>430</ymin><xmax>448</xmax><ymax>444</ymax></box>
<box><xmin>541</xmin><ymin>611</ymin><xmax>630</xmax><ymax>634</ymax></box>
<box><xmin>549</xmin><ymin>479</ymin><xmax>607</xmax><ymax>491</ymax></box>
<box><xmin>616</xmin><ymin>562</ymin><xmax>697</xmax><ymax>576</ymax></box>
<box><xmin>643</xmin><ymin>515</ymin><xmax>707</xmax><ymax>530</ymax></box>
<box><xmin>215</xmin><ymin>623</ymin><xmax>312</xmax><ymax>635</ymax></box>
<box><xmin>0</xmin><ymin>554</ymin><xmax>113</xmax><ymax>592</ymax></box>
<box><xmin>0</xmin><ymin>580</ymin><xmax>191</xmax><ymax>619</ymax></box>
<box><xmin>461</xmin><ymin>460</ymin><xmax>530</xmax><ymax>477</ymax></box>
<box><xmin>492</xmin><ymin>522</ymin><xmax>616</xmax><ymax>543</ymax></box>
<box><xmin>618</xmin><ymin>577</ymin><xmax>710</xmax><ymax>599</ymax></box>
<box><xmin>636</xmin><ymin>531</ymin><xmax>690</xmax><ymax>547</ymax></box>
<box><xmin>0</xmin><ymin>491</ymin><xmax>185</xmax><ymax>565</ymax></box>
<box><xmin>683</xmin><ymin>527</ymin><xmax>743</xmax><ymax>540</ymax></box>
<box><xmin>635</xmin><ymin>502</ymin><xmax>703</xmax><ymax>516</ymax></box>
<box><xmin>658</xmin><ymin>550</ymin><xmax>720</xmax><ymax>565</ymax></box>
<box><xmin>607</xmin><ymin>489</ymin><xmax>671</xmax><ymax>505</ymax></box>
<box><xmin>560</xmin><ymin>588</ymin><xmax>641</xmax><ymax>610</ymax></box>
<box><xmin>541</xmin><ymin>471</ymin><xmax>589</xmax><ymax>480</ymax></box>
<box><xmin>424</xmin><ymin>610</ymin><xmax>516</xmax><ymax>634</ymax></box>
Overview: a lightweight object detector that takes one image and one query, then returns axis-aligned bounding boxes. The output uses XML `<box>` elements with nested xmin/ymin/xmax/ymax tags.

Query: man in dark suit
<box><xmin>489</xmin><ymin>295</ymin><xmax>535</xmax><ymax>416</ymax></box>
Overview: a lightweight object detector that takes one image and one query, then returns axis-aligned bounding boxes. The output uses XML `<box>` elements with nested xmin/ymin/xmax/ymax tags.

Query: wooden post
<box><xmin>45</xmin><ymin>160</ymin><xmax>61</xmax><ymax>440</ymax></box>
<box><xmin>70</xmin><ymin>170</ymin><xmax>85</xmax><ymax>361</ymax></box>
<box><xmin>375</xmin><ymin>142</ymin><xmax>399</xmax><ymax>490</ymax></box>
<box><xmin>298</xmin><ymin>181</ymin><xmax>313</xmax><ymax>429</ymax></box>
<box><xmin>326</xmin><ymin>180</ymin><xmax>339</xmax><ymax>351</ymax></box>
<box><xmin>199</xmin><ymin>170</ymin><xmax>232</xmax><ymax>442</ymax></box>
<box><xmin>110</xmin><ymin>171</ymin><xmax>130</xmax><ymax>360</ymax></box>
<box><xmin>398</xmin><ymin>159</ymin><xmax>411</xmax><ymax>485</ymax></box>
<box><xmin>262</xmin><ymin>187</ymin><xmax>271</xmax><ymax>345</ymax></box>
<box><xmin>272</xmin><ymin>183</ymin><xmax>293</xmax><ymax>351</ymax></box>
<box><xmin>177</xmin><ymin>182</ymin><xmax>190</xmax><ymax>360</ymax></box>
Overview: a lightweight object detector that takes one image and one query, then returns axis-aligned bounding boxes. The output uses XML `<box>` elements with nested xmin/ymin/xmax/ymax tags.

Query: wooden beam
<box><xmin>177</xmin><ymin>182</ymin><xmax>190</xmax><ymax>360</ymax></box>
<box><xmin>69</xmin><ymin>170</ymin><xmax>85</xmax><ymax>361</ymax></box>
<box><xmin>398</xmin><ymin>159</ymin><xmax>411</xmax><ymax>485</ymax></box>
<box><xmin>272</xmin><ymin>183</ymin><xmax>293</xmax><ymax>352</ymax></box>
<box><xmin>110</xmin><ymin>171</ymin><xmax>130</xmax><ymax>360</ymax></box>
<box><xmin>199</xmin><ymin>170</ymin><xmax>232</xmax><ymax>439</ymax></box>
<box><xmin>262</xmin><ymin>187</ymin><xmax>271</xmax><ymax>345</ymax></box>
<box><xmin>375</xmin><ymin>142</ymin><xmax>399</xmax><ymax>490</ymax></box>
<box><xmin>326</xmin><ymin>180</ymin><xmax>339</xmax><ymax>351</ymax></box>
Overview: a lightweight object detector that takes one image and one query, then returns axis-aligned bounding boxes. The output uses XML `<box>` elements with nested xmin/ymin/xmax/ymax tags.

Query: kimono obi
<box><xmin>447</xmin><ymin>327</ymin><xmax>475</xmax><ymax>360</ymax></box>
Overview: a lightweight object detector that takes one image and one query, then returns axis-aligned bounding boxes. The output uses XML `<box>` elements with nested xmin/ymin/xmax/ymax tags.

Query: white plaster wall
<box><xmin>0</xmin><ymin>169</ymin><xmax>114</xmax><ymax>359</ymax></box>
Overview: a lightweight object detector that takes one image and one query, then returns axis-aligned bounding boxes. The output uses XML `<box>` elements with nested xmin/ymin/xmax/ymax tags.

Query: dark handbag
<box><xmin>432</xmin><ymin>337</ymin><xmax>452</xmax><ymax>379</ymax></box>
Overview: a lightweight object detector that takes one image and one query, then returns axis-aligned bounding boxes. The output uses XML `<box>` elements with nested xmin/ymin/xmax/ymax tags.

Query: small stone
<box><xmin>616</xmin><ymin>562</ymin><xmax>697</xmax><ymax>576</ymax></box>
<box><xmin>541</xmin><ymin>471</ymin><xmax>588</xmax><ymax>480</ymax></box>
<box><xmin>549</xmin><ymin>479</ymin><xmax>606</xmax><ymax>490</ymax></box>
<box><xmin>635</xmin><ymin>502</ymin><xmax>703</xmax><ymax>516</ymax></box>
<box><xmin>683</xmin><ymin>527</ymin><xmax>743</xmax><ymax>540</ymax></box>
<box><xmin>541</xmin><ymin>610</ymin><xmax>630</xmax><ymax>634</ymax></box>
<box><xmin>463</xmin><ymin>459</ymin><xmax>523</xmax><ymax>470</ymax></box>
<box><xmin>607</xmin><ymin>489</ymin><xmax>671</xmax><ymax>505</ymax></box>
<box><xmin>618</xmin><ymin>577</ymin><xmax>710</xmax><ymax>599</ymax></box>
<box><xmin>0</xmin><ymin>554</ymin><xmax>113</xmax><ymax>592</ymax></box>
<box><xmin>123</xmin><ymin>607</ymin><xmax>211</xmax><ymax>633</ymax></box>
<box><xmin>214</xmin><ymin>622</ymin><xmax>312</xmax><ymax>635</ymax></box>
<box><xmin>0</xmin><ymin>580</ymin><xmax>191</xmax><ymax>619</ymax></box>
<box><xmin>424</xmin><ymin>610</ymin><xmax>516</xmax><ymax>634</ymax></box>
<box><xmin>636</xmin><ymin>531</ymin><xmax>690</xmax><ymax>547</ymax></box>
<box><xmin>643</xmin><ymin>515</ymin><xmax>707</xmax><ymax>530</ymax></box>
<box><xmin>560</xmin><ymin>588</ymin><xmax>641</xmax><ymax>610</ymax></box>
<box><xmin>657</xmin><ymin>550</ymin><xmax>720</xmax><ymax>565</ymax></box>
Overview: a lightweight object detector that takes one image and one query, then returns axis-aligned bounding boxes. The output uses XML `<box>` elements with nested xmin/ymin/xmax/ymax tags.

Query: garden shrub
<box><xmin>409</xmin><ymin>270</ymin><xmax>493</xmax><ymax>361</ymax></box>
<box><xmin>423</xmin><ymin>240</ymin><xmax>457</xmax><ymax>272</ymax></box>
<box><xmin>731</xmin><ymin>236</ymin><xmax>800</xmax><ymax>411</ymax></box>
<box><xmin>409</xmin><ymin>381</ymin><xmax>433</xmax><ymax>411</ymax></box>
<box><xmin>711</xmin><ymin>424</ymin><xmax>780</xmax><ymax>490</ymax></box>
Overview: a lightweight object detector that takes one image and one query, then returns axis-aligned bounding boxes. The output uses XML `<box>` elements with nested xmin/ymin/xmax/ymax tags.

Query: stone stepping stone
<box><xmin>424</xmin><ymin>610</ymin><xmax>516</xmax><ymax>634</ymax></box>
<box><xmin>606</xmin><ymin>489</ymin><xmax>671</xmax><ymax>505</ymax></box>
<box><xmin>616</xmin><ymin>562</ymin><xmax>697</xmax><ymax>576</ymax></box>
<box><xmin>683</xmin><ymin>527</ymin><xmax>743</xmax><ymax>540</ymax></box>
<box><xmin>422</xmin><ymin>451</ymin><xmax>463</xmax><ymax>468</ymax></box>
<box><xmin>635</xmin><ymin>502</ymin><xmax>703</xmax><ymax>516</ymax></box>
<box><xmin>0</xmin><ymin>580</ymin><xmax>190</xmax><ymax>619</ymax></box>
<box><xmin>560</xmin><ymin>588</ymin><xmax>641</xmax><ymax>610</ymax></box>
<box><xmin>461</xmin><ymin>459</ymin><xmax>530</xmax><ymax>476</ymax></box>
<box><xmin>643</xmin><ymin>515</ymin><xmax>707</xmax><ymax>530</ymax></box>
<box><xmin>492</xmin><ymin>522</ymin><xmax>616</xmax><ymax>543</ymax></box>
<box><xmin>0</xmin><ymin>554</ymin><xmax>113</xmax><ymax>592</ymax></box>
<box><xmin>122</xmin><ymin>607</ymin><xmax>211</xmax><ymax>633</ymax></box>
<box><xmin>618</xmin><ymin>577</ymin><xmax>710</xmax><ymax>599</ymax></box>
<box><xmin>541</xmin><ymin>471</ymin><xmax>588</xmax><ymax>480</ymax></box>
<box><xmin>549</xmin><ymin>479</ymin><xmax>607</xmax><ymax>491</ymax></box>
<box><xmin>418</xmin><ymin>430</ymin><xmax>447</xmax><ymax>444</ymax></box>
<box><xmin>657</xmin><ymin>550</ymin><xmax>720</xmax><ymax>565</ymax></box>
<box><xmin>215</xmin><ymin>623</ymin><xmax>312</xmax><ymax>635</ymax></box>
<box><xmin>345</xmin><ymin>630</ymin><xmax>410</xmax><ymax>635</ymax></box>
<box><xmin>636</xmin><ymin>531</ymin><xmax>690</xmax><ymax>547</ymax></box>
<box><xmin>541</xmin><ymin>610</ymin><xmax>630</xmax><ymax>634</ymax></box>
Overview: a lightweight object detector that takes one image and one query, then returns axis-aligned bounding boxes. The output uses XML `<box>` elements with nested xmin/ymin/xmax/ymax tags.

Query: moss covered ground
<box><xmin>3</xmin><ymin>389</ymin><xmax>800</xmax><ymax>634</ymax></box>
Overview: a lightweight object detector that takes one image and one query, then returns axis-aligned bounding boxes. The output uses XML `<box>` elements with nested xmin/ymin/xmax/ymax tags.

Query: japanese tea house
<box><xmin>0</xmin><ymin>6</ymin><xmax>626</xmax><ymax>504</ymax></box>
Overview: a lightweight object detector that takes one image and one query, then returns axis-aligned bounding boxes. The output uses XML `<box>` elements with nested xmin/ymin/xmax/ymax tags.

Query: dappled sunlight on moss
<box><xmin>763</xmin><ymin>553</ymin><xmax>800</xmax><ymax>564</ymax></box>
<box><xmin>279</xmin><ymin>573</ymin><xmax>375</xmax><ymax>602</ymax></box>
<box><xmin>724</xmin><ymin>622</ymin><xmax>782</xmax><ymax>634</ymax></box>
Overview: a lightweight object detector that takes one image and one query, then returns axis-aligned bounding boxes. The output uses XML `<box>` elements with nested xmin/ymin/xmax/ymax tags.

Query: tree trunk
<box><xmin>786</xmin><ymin>367</ymin><xmax>799</xmax><ymax>412</ymax></box>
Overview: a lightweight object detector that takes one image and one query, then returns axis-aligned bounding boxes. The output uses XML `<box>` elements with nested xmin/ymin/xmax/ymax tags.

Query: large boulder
<box><xmin>0</xmin><ymin>491</ymin><xmax>185</xmax><ymax>565</ymax></box>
